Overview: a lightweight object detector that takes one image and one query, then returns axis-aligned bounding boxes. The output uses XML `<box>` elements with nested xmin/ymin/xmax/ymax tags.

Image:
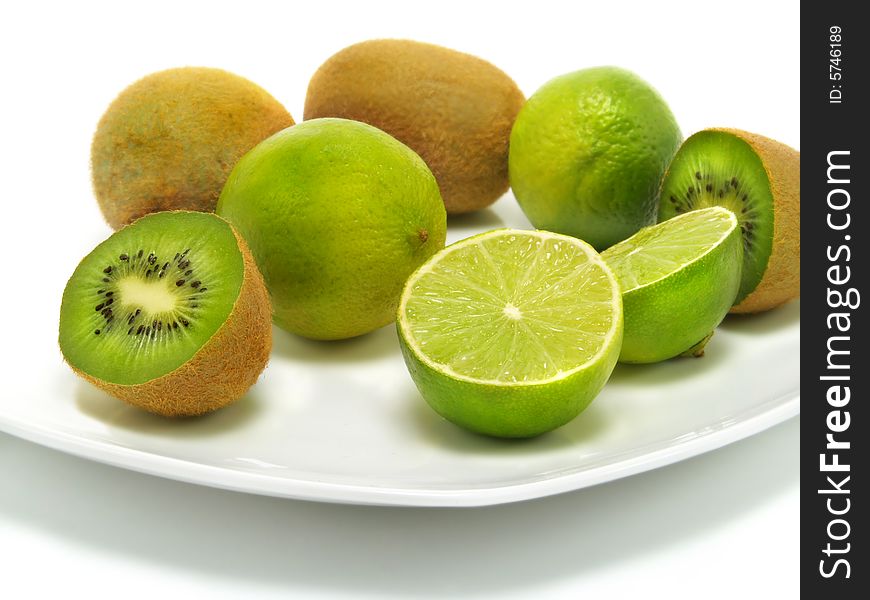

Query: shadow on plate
<box><xmin>447</xmin><ymin>206</ymin><xmax>505</xmax><ymax>233</ymax></box>
<box><xmin>270</xmin><ymin>324</ymin><xmax>400</xmax><ymax>364</ymax></box>
<box><xmin>403</xmin><ymin>387</ymin><xmax>611</xmax><ymax>455</ymax></box>
<box><xmin>606</xmin><ymin>331</ymin><xmax>735</xmax><ymax>387</ymax></box>
<box><xmin>0</xmin><ymin>418</ymin><xmax>799</xmax><ymax>596</ymax></box>
<box><xmin>74</xmin><ymin>382</ymin><xmax>262</xmax><ymax>437</ymax></box>
<box><xmin>608</xmin><ymin>299</ymin><xmax>798</xmax><ymax>387</ymax></box>
<box><xmin>719</xmin><ymin>298</ymin><xmax>800</xmax><ymax>334</ymax></box>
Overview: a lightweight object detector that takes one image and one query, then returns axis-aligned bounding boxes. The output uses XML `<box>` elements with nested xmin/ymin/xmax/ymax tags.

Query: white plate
<box><xmin>0</xmin><ymin>195</ymin><xmax>799</xmax><ymax>507</ymax></box>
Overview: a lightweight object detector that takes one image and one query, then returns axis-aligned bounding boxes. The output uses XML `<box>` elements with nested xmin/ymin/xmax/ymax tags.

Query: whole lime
<box><xmin>217</xmin><ymin>118</ymin><xmax>447</xmax><ymax>340</ymax></box>
<box><xmin>509</xmin><ymin>67</ymin><xmax>681</xmax><ymax>250</ymax></box>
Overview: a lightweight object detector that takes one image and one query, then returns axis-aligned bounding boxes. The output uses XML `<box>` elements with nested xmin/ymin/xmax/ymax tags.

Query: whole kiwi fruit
<box><xmin>91</xmin><ymin>67</ymin><xmax>294</xmax><ymax>229</ymax></box>
<box><xmin>59</xmin><ymin>211</ymin><xmax>272</xmax><ymax>416</ymax></box>
<box><xmin>304</xmin><ymin>39</ymin><xmax>525</xmax><ymax>214</ymax></box>
<box><xmin>658</xmin><ymin>128</ymin><xmax>800</xmax><ymax>313</ymax></box>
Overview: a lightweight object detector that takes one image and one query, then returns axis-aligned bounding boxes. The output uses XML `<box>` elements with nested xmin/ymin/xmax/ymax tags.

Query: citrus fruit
<box><xmin>658</xmin><ymin>128</ymin><xmax>800</xmax><ymax>313</ymax></box>
<box><xmin>216</xmin><ymin>118</ymin><xmax>447</xmax><ymax>340</ymax></box>
<box><xmin>601</xmin><ymin>206</ymin><xmax>742</xmax><ymax>363</ymax></box>
<box><xmin>397</xmin><ymin>229</ymin><xmax>623</xmax><ymax>438</ymax></box>
<box><xmin>509</xmin><ymin>66</ymin><xmax>681</xmax><ymax>250</ymax></box>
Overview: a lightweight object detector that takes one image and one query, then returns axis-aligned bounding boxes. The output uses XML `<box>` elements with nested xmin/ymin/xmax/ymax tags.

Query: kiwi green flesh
<box><xmin>658</xmin><ymin>131</ymin><xmax>774</xmax><ymax>304</ymax></box>
<box><xmin>59</xmin><ymin>212</ymin><xmax>243</xmax><ymax>385</ymax></box>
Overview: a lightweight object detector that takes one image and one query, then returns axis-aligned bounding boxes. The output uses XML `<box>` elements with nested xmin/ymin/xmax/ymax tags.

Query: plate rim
<box><xmin>0</xmin><ymin>392</ymin><xmax>799</xmax><ymax>507</ymax></box>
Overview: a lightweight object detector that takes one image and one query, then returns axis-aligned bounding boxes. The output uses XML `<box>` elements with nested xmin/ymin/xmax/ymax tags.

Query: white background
<box><xmin>1</xmin><ymin>1</ymin><xmax>799</xmax><ymax>598</ymax></box>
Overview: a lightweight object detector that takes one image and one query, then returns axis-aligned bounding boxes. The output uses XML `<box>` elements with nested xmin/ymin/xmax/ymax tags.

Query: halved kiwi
<box><xmin>59</xmin><ymin>211</ymin><xmax>272</xmax><ymax>416</ymax></box>
<box><xmin>658</xmin><ymin>128</ymin><xmax>799</xmax><ymax>313</ymax></box>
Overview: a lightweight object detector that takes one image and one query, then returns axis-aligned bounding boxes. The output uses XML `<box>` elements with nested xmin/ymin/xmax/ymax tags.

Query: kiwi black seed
<box><xmin>84</xmin><ymin>247</ymin><xmax>202</xmax><ymax>340</ymax></box>
<box><xmin>59</xmin><ymin>211</ymin><xmax>272</xmax><ymax>416</ymax></box>
<box><xmin>659</xmin><ymin>128</ymin><xmax>799</xmax><ymax>313</ymax></box>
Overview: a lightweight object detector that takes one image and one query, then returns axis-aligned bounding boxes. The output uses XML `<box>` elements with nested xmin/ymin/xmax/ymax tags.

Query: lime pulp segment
<box><xmin>398</xmin><ymin>229</ymin><xmax>622</xmax><ymax>384</ymax></box>
<box><xmin>603</xmin><ymin>206</ymin><xmax>740</xmax><ymax>292</ymax></box>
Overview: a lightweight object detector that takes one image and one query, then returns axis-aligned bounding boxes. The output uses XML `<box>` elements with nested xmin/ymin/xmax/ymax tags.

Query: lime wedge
<box><xmin>397</xmin><ymin>229</ymin><xmax>623</xmax><ymax>438</ymax></box>
<box><xmin>602</xmin><ymin>206</ymin><xmax>742</xmax><ymax>363</ymax></box>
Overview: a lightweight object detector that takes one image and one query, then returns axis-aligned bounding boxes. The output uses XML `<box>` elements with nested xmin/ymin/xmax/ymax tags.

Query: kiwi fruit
<box><xmin>304</xmin><ymin>39</ymin><xmax>525</xmax><ymax>214</ymax></box>
<box><xmin>91</xmin><ymin>67</ymin><xmax>294</xmax><ymax>230</ymax></box>
<box><xmin>658</xmin><ymin>128</ymin><xmax>799</xmax><ymax>313</ymax></box>
<box><xmin>58</xmin><ymin>211</ymin><xmax>272</xmax><ymax>416</ymax></box>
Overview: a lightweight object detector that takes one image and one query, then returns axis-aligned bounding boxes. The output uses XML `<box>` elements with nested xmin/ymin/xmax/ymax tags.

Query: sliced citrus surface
<box><xmin>397</xmin><ymin>229</ymin><xmax>623</xmax><ymax>438</ymax></box>
<box><xmin>602</xmin><ymin>206</ymin><xmax>742</xmax><ymax>363</ymax></box>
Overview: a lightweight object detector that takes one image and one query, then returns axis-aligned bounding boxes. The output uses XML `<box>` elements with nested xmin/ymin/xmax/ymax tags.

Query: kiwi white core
<box><xmin>118</xmin><ymin>278</ymin><xmax>179</xmax><ymax>313</ymax></box>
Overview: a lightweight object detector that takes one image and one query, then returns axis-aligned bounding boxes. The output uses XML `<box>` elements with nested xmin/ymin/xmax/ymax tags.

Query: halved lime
<box><xmin>397</xmin><ymin>229</ymin><xmax>623</xmax><ymax>438</ymax></box>
<box><xmin>601</xmin><ymin>206</ymin><xmax>742</xmax><ymax>363</ymax></box>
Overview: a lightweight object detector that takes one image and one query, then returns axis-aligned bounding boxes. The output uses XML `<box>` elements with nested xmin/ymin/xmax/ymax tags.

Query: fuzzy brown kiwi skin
<box><xmin>69</xmin><ymin>222</ymin><xmax>273</xmax><ymax>417</ymax></box>
<box><xmin>304</xmin><ymin>39</ymin><xmax>525</xmax><ymax>215</ymax></box>
<box><xmin>719</xmin><ymin>128</ymin><xmax>800</xmax><ymax>313</ymax></box>
<box><xmin>91</xmin><ymin>67</ymin><xmax>294</xmax><ymax>230</ymax></box>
